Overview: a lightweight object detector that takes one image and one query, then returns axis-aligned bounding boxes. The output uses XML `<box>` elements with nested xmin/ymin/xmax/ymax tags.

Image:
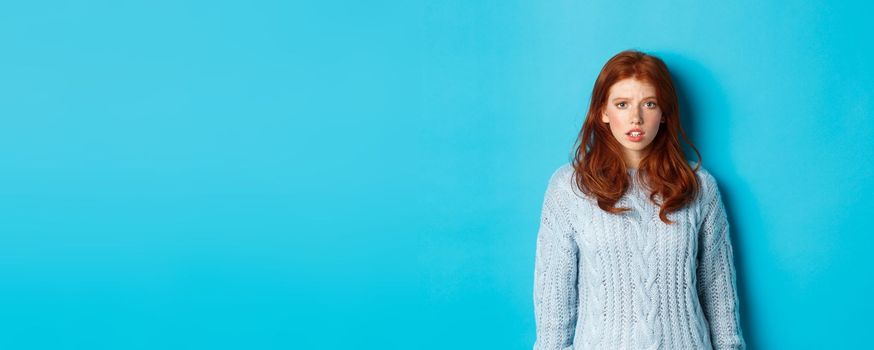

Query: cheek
<box><xmin>607</xmin><ymin>109</ymin><xmax>625</xmax><ymax>125</ymax></box>
<box><xmin>603</xmin><ymin>107</ymin><xmax>616</xmax><ymax>120</ymax></box>
<box><xmin>647</xmin><ymin>125</ymin><xmax>661</xmax><ymax>139</ymax></box>
<box><xmin>647</xmin><ymin>111</ymin><xmax>663</xmax><ymax>131</ymax></box>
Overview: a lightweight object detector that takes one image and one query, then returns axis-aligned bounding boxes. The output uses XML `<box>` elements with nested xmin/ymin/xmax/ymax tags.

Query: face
<box><xmin>600</xmin><ymin>78</ymin><xmax>665</xmax><ymax>168</ymax></box>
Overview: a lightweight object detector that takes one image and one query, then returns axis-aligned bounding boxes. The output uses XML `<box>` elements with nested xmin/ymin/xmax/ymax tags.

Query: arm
<box><xmin>696</xmin><ymin>177</ymin><xmax>746</xmax><ymax>350</ymax></box>
<box><xmin>533</xmin><ymin>178</ymin><xmax>578</xmax><ymax>350</ymax></box>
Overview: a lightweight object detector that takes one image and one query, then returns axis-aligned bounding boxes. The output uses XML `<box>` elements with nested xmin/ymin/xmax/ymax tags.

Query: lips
<box><xmin>625</xmin><ymin>128</ymin><xmax>645</xmax><ymax>142</ymax></box>
<box><xmin>625</xmin><ymin>128</ymin><xmax>645</xmax><ymax>136</ymax></box>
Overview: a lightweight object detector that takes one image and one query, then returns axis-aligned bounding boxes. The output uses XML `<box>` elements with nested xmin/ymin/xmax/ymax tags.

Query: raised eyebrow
<box><xmin>611</xmin><ymin>96</ymin><xmax>658</xmax><ymax>103</ymax></box>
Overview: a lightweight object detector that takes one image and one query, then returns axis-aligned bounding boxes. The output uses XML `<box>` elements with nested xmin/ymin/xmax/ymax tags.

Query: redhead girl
<box><xmin>532</xmin><ymin>50</ymin><xmax>746</xmax><ymax>350</ymax></box>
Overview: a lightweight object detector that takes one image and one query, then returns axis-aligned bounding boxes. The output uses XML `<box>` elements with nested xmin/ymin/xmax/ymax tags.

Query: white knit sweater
<box><xmin>532</xmin><ymin>162</ymin><xmax>746</xmax><ymax>350</ymax></box>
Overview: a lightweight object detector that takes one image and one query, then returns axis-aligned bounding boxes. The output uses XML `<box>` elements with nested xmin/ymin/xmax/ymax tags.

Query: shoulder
<box><xmin>544</xmin><ymin>162</ymin><xmax>592</xmax><ymax>205</ymax></box>
<box><xmin>548</xmin><ymin>162</ymin><xmax>574</xmax><ymax>185</ymax></box>
<box><xmin>688</xmin><ymin>159</ymin><xmax>717</xmax><ymax>184</ymax></box>
<box><xmin>546</xmin><ymin>163</ymin><xmax>576</xmax><ymax>193</ymax></box>
<box><xmin>688</xmin><ymin>160</ymin><xmax>722</xmax><ymax>204</ymax></box>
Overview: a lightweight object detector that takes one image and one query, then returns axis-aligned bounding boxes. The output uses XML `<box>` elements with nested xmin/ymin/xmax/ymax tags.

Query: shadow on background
<box><xmin>664</xmin><ymin>52</ymin><xmax>763</xmax><ymax>349</ymax></box>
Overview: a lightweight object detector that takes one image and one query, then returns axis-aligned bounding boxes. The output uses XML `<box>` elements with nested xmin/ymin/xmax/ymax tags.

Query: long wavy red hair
<box><xmin>571</xmin><ymin>50</ymin><xmax>702</xmax><ymax>225</ymax></box>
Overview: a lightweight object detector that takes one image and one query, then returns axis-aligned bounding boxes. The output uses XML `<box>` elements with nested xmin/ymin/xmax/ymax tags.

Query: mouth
<box><xmin>625</xmin><ymin>129</ymin><xmax>645</xmax><ymax>142</ymax></box>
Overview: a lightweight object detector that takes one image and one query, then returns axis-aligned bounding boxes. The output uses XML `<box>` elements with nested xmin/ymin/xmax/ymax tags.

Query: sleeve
<box><xmin>533</xmin><ymin>178</ymin><xmax>579</xmax><ymax>350</ymax></box>
<box><xmin>696</xmin><ymin>176</ymin><xmax>746</xmax><ymax>350</ymax></box>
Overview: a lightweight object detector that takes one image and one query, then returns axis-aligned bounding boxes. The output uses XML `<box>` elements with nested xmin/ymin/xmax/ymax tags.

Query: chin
<box><xmin>624</xmin><ymin>144</ymin><xmax>652</xmax><ymax>151</ymax></box>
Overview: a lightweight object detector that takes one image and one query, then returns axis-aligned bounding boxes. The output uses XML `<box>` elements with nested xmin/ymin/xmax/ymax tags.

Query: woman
<box><xmin>532</xmin><ymin>50</ymin><xmax>746</xmax><ymax>350</ymax></box>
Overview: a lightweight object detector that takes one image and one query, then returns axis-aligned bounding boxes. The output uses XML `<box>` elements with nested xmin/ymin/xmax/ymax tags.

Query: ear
<box><xmin>601</xmin><ymin>110</ymin><xmax>609</xmax><ymax>123</ymax></box>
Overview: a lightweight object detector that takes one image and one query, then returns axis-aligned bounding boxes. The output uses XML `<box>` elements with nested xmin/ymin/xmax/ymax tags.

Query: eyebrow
<box><xmin>611</xmin><ymin>96</ymin><xmax>657</xmax><ymax>102</ymax></box>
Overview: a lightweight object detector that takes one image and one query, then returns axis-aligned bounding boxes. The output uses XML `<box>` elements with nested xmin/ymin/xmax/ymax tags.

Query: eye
<box><xmin>645</xmin><ymin>101</ymin><xmax>657</xmax><ymax>108</ymax></box>
<box><xmin>616</xmin><ymin>102</ymin><xmax>627</xmax><ymax>108</ymax></box>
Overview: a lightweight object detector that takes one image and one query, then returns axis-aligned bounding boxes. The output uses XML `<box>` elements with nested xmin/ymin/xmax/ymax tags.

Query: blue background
<box><xmin>1</xmin><ymin>1</ymin><xmax>871</xmax><ymax>349</ymax></box>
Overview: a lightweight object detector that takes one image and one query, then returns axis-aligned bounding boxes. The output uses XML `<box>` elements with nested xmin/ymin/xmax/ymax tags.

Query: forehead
<box><xmin>607</xmin><ymin>78</ymin><xmax>657</xmax><ymax>97</ymax></box>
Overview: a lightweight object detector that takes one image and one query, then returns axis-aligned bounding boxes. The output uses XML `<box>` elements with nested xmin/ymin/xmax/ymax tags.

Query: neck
<box><xmin>622</xmin><ymin>149</ymin><xmax>648</xmax><ymax>169</ymax></box>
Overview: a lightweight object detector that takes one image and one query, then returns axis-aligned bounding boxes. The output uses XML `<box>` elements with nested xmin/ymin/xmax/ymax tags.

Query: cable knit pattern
<box><xmin>533</xmin><ymin>161</ymin><xmax>745</xmax><ymax>350</ymax></box>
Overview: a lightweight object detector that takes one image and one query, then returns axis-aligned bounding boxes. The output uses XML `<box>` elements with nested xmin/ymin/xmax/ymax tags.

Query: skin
<box><xmin>600</xmin><ymin>78</ymin><xmax>665</xmax><ymax>169</ymax></box>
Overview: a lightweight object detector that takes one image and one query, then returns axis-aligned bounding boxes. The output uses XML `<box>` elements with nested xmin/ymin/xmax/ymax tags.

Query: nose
<box><xmin>630</xmin><ymin>106</ymin><xmax>643</xmax><ymax>125</ymax></box>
